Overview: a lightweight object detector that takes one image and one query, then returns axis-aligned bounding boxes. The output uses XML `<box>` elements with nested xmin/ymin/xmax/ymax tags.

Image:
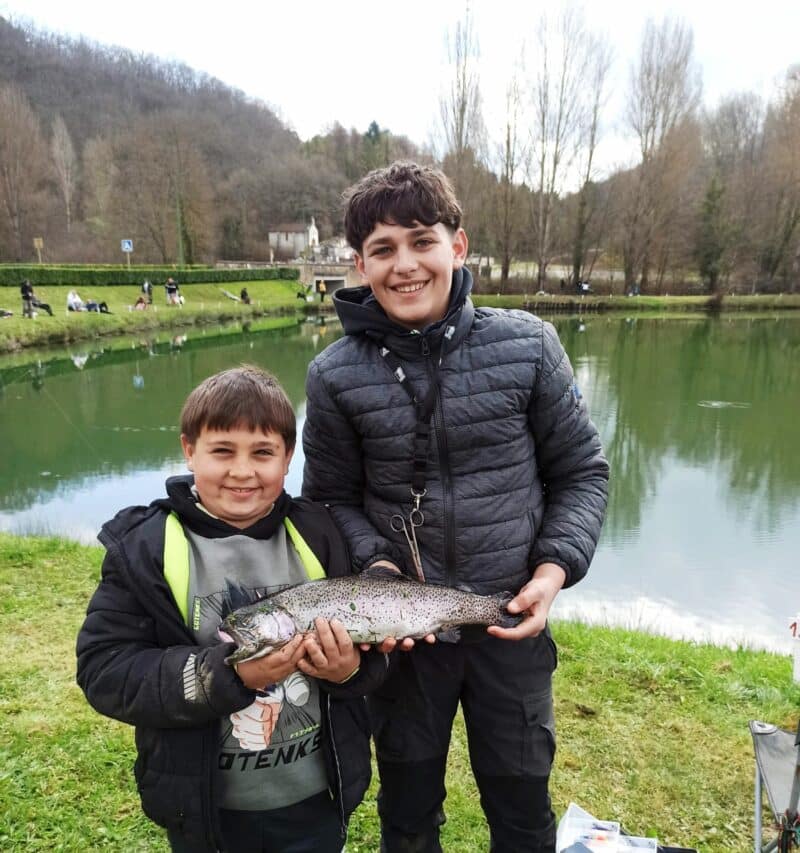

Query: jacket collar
<box><xmin>333</xmin><ymin>266</ymin><xmax>475</xmax><ymax>359</ymax></box>
<box><xmin>151</xmin><ymin>475</ymin><xmax>292</xmax><ymax>540</ymax></box>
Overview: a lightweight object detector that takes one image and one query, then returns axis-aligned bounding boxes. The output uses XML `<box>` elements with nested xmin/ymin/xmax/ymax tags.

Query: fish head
<box><xmin>218</xmin><ymin>600</ymin><xmax>297</xmax><ymax>665</ymax></box>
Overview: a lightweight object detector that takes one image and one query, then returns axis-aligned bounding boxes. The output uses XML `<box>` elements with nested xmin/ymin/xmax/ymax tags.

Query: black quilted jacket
<box><xmin>302</xmin><ymin>267</ymin><xmax>609</xmax><ymax>595</ymax></box>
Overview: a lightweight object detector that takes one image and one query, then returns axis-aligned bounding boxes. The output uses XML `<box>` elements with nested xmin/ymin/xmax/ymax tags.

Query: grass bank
<box><xmin>1</xmin><ymin>533</ymin><xmax>796</xmax><ymax>851</ymax></box>
<box><xmin>2</xmin><ymin>285</ymin><xmax>799</xmax><ymax>353</ymax></box>
<box><xmin>0</xmin><ymin>280</ymin><xmax>304</xmax><ymax>353</ymax></box>
<box><xmin>472</xmin><ymin>291</ymin><xmax>800</xmax><ymax>314</ymax></box>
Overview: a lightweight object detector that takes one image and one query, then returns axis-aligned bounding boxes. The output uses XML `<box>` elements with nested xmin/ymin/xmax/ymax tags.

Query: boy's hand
<box><xmin>298</xmin><ymin>618</ymin><xmax>361</xmax><ymax>683</ymax></box>
<box><xmin>487</xmin><ymin>562</ymin><xmax>566</xmax><ymax>641</ymax></box>
<box><xmin>234</xmin><ymin>634</ymin><xmax>305</xmax><ymax>690</ymax></box>
<box><xmin>370</xmin><ymin>632</ymin><xmax>437</xmax><ymax>653</ymax></box>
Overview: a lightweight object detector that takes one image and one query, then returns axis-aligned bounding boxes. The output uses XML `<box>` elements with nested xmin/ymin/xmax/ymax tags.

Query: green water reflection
<box><xmin>0</xmin><ymin>317</ymin><xmax>326</xmax><ymax>510</ymax></box>
<box><xmin>1</xmin><ymin>313</ymin><xmax>797</xmax><ymax>651</ymax></box>
<box><xmin>557</xmin><ymin>315</ymin><xmax>800</xmax><ymax>538</ymax></box>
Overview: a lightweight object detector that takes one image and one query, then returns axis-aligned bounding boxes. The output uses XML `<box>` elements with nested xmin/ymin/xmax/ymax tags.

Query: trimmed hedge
<box><xmin>0</xmin><ymin>265</ymin><xmax>300</xmax><ymax>287</ymax></box>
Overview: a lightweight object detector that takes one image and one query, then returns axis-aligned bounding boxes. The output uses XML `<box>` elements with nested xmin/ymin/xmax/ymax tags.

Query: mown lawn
<box><xmin>1</xmin><ymin>533</ymin><xmax>797</xmax><ymax>851</ymax></box>
<box><xmin>0</xmin><ymin>280</ymin><xmax>305</xmax><ymax>352</ymax></box>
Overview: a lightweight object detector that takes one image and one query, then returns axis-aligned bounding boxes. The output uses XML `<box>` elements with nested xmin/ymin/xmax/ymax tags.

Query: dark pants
<box><xmin>370</xmin><ymin>634</ymin><xmax>557</xmax><ymax>853</ymax></box>
<box><xmin>167</xmin><ymin>792</ymin><xmax>344</xmax><ymax>853</ymax></box>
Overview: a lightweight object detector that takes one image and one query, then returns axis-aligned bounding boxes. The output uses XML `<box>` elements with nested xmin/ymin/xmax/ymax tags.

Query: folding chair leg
<box><xmin>756</xmin><ymin>763</ymin><xmax>780</xmax><ymax>853</ymax></box>
<box><xmin>756</xmin><ymin>765</ymin><xmax>780</xmax><ymax>853</ymax></box>
<box><xmin>756</xmin><ymin>761</ymin><xmax>762</xmax><ymax>853</ymax></box>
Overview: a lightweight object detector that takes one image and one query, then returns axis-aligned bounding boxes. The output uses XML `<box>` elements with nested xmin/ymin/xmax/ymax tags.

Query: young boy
<box><xmin>302</xmin><ymin>162</ymin><xmax>610</xmax><ymax>852</ymax></box>
<box><xmin>77</xmin><ymin>365</ymin><xmax>386</xmax><ymax>853</ymax></box>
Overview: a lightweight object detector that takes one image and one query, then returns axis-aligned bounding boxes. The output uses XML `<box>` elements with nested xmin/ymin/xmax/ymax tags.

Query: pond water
<box><xmin>1</xmin><ymin>312</ymin><xmax>798</xmax><ymax>654</ymax></box>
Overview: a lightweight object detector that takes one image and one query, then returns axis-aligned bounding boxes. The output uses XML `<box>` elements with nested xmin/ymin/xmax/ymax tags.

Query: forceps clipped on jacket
<box><xmin>390</xmin><ymin>508</ymin><xmax>426</xmax><ymax>583</ymax></box>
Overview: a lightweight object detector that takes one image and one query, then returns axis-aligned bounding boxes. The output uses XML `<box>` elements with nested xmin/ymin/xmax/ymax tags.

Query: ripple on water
<box><xmin>697</xmin><ymin>400</ymin><xmax>751</xmax><ymax>409</ymax></box>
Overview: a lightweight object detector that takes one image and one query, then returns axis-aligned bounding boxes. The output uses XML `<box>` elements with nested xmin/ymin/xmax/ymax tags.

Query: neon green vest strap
<box><xmin>164</xmin><ymin>512</ymin><xmax>190</xmax><ymax>624</ymax></box>
<box><xmin>283</xmin><ymin>518</ymin><xmax>326</xmax><ymax>580</ymax></box>
<box><xmin>162</xmin><ymin>513</ymin><xmax>326</xmax><ymax>624</ymax></box>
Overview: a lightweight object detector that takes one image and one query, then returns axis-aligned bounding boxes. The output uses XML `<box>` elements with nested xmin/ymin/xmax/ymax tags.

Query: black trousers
<box><xmin>369</xmin><ymin>633</ymin><xmax>558</xmax><ymax>853</ymax></box>
<box><xmin>167</xmin><ymin>791</ymin><xmax>343</xmax><ymax>853</ymax></box>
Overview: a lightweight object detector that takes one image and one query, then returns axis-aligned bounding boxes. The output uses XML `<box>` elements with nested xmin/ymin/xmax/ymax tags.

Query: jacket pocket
<box><xmin>521</xmin><ymin>688</ymin><xmax>556</xmax><ymax>777</ymax></box>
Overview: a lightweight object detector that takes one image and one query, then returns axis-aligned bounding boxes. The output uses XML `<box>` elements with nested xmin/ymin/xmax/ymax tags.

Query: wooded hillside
<box><xmin>1</xmin><ymin>13</ymin><xmax>798</xmax><ymax>294</ymax></box>
<box><xmin>0</xmin><ymin>17</ymin><xmax>421</xmax><ymax>265</ymax></box>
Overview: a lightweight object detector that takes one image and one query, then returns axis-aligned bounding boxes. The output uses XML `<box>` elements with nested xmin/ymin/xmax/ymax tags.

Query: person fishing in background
<box><xmin>302</xmin><ymin>161</ymin><xmax>609</xmax><ymax>853</ymax></box>
<box><xmin>76</xmin><ymin>365</ymin><xmax>387</xmax><ymax>853</ymax></box>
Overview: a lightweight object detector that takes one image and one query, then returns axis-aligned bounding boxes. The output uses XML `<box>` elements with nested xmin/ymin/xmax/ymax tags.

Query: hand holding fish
<box><xmin>298</xmin><ymin>618</ymin><xmax>362</xmax><ymax>683</ymax></box>
<box><xmin>487</xmin><ymin>562</ymin><xmax>566</xmax><ymax>641</ymax></box>
<box><xmin>234</xmin><ymin>633</ymin><xmax>306</xmax><ymax>690</ymax></box>
<box><xmin>367</xmin><ymin>632</ymin><xmax>437</xmax><ymax>653</ymax></box>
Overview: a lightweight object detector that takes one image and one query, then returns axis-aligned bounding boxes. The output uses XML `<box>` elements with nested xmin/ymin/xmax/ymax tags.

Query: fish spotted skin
<box><xmin>220</xmin><ymin>573</ymin><xmax>523</xmax><ymax>665</ymax></box>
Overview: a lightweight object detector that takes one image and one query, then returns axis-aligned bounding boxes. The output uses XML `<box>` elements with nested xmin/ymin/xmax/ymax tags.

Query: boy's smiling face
<box><xmin>355</xmin><ymin>221</ymin><xmax>468</xmax><ymax>330</ymax></box>
<box><xmin>180</xmin><ymin>425</ymin><xmax>293</xmax><ymax>529</ymax></box>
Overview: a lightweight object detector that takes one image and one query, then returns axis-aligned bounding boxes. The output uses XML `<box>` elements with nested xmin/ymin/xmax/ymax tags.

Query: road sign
<box><xmin>121</xmin><ymin>239</ymin><xmax>134</xmax><ymax>253</ymax></box>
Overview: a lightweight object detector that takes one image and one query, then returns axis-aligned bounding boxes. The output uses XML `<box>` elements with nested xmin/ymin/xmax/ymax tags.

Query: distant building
<box><xmin>315</xmin><ymin>236</ymin><xmax>354</xmax><ymax>263</ymax></box>
<box><xmin>268</xmin><ymin>217</ymin><xmax>319</xmax><ymax>260</ymax></box>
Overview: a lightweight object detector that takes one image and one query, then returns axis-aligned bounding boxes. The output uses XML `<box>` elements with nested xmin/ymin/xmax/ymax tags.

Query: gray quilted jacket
<box><xmin>302</xmin><ymin>267</ymin><xmax>609</xmax><ymax>595</ymax></box>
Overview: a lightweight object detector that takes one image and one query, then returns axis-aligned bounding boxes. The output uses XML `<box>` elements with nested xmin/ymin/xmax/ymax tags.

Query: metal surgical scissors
<box><xmin>390</xmin><ymin>508</ymin><xmax>425</xmax><ymax>583</ymax></box>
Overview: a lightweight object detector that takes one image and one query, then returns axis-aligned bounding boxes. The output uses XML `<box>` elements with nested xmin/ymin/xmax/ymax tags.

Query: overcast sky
<box><xmin>2</xmin><ymin>0</ymin><xmax>798</xmax><ymax>175</ymax></box>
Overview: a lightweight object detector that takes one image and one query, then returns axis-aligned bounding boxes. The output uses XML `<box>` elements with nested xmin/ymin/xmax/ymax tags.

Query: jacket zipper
<box><xmin>201</xmin><ymin>725</ymin><xmax>220</xmax><ymax>851</ymax></box>
<box><xmin>421</xmin><ymin>338</ymin><xmax>457</xmax><ymax>587</ymax></box>
<box><xmin>325</xmin><ymin>694</ymin><xmax>347</xmax><ymax>835</ymax></box>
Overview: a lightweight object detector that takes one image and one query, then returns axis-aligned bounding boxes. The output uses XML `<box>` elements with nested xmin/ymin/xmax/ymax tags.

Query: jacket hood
<box><xmin>150</xmin><ymin>474</ymin><xmax>292</xmax><ymax>540</ymax></box>
<box><xmin>333</xmin><ymin>266</ymin><xmax>474</xmax><ymax>344</ymax></box>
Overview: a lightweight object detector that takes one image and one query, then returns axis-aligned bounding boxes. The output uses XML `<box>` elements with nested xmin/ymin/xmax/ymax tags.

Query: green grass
<box><xmin>2</xmin><ymin>285</ymin><xmax>798</xmax><ymax>354</ymax></box>
<box><xmin>0</xmin><ymin>281</ymin><xmax>305</xmax><ymax>352</ymax></box>
<box><xmin>1</xmin><ymin>533</ymin><xmax>797</xmax><ymax>851</ymax></box>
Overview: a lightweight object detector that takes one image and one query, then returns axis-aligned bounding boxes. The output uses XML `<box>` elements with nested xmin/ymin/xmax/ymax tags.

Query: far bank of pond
<box><xmin>1</xmin><ymin>282</ymin><xmax>799</xmax><ymax>352</ymax></box>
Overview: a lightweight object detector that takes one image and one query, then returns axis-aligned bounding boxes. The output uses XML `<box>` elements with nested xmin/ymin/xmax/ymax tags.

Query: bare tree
<box><xmin>648</xmin><ymin>117</ymin><xmax>704</xmax><ymax>291</ymax></box>
<box><xmin>570</xmin><ymin>34</ymin><xmax>613</xmax><ymax>287</ymax></box>
<box><xmin>700</xmin><ymin>92</ymin><xmax>765</xmax><ymax>290</ymax></box>
<box><xmin>491</xmin><ymin>61</ymin><xmax>526</xmax><ymax>286</ymax></box>
<box><xmin>0</xmin><ymin>83</ymin><xmax>50</xmax><ymax>260</ymax></box>
<box><xmin>439</xmin><ymin>5</ymin><xmax>486</xmax><ymax>211</ymax></box>
<box><xmin>753</xmin><ymin>77</ymin><xmax>800</xmax><ymax>289</ymax></box>
<box><xmin>50</xmin><ymin>115</ymin><xmax>78</xmax><ymax>233</ymax></box>
<box><xmin>82</xmin><ymin>135</ymin><xmax>118</xmax><ymax>236</ymax></box>
<box><xmin>526</xmin><ymin>8</ymin><xmax>591</xmax><ymax>290</ymax></box>
<box><xmin>622</xmin><ymin>17</ymin><xmax>702</xmax><ymax>291</ymax></box>
<box><xmin>108</xmin><ymin>114</ymin><xmax>214</xmax><ymax>263</ymax></box>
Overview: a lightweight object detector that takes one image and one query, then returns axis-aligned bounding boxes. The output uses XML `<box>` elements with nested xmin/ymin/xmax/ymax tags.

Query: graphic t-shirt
<box><xmin>184</xmin><ymin>523</ymin><xmax>329</xmax><ymax>811</ymax></box>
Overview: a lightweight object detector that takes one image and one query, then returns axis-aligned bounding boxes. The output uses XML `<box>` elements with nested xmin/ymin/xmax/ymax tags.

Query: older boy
<box><xmin>302</xmin><ymin>162</ymin><xmax>609</xmax><ymax>851</ymax></box>
<box><xmin>77</xmin><ymin>365</ymin><xmax>386</xmax><ymax>853</ymax></box>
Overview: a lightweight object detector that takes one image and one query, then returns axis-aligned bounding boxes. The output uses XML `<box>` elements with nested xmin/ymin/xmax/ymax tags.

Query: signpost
<box><xmin>121</xmin><ymin>239</ymin><xmax>133</xmax><ymax>269</ymax></box>
<box><xmin>790</xmin><ymin>616</ymin><xmax>800</xmax><ymax>683</ymax></box>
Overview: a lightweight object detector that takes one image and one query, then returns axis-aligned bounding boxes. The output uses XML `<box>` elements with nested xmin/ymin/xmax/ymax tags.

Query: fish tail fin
<box><xmin>493</xmin><ymin>591</ymin><xmax>524</xmax><ymax>629</ymax></box>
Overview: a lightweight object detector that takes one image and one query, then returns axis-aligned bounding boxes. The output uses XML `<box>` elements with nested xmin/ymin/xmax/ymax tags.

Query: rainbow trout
<box><xmin>219</xmin><ymin>571</ymin><xmax>523</xmax><ymax>665</ymax></box>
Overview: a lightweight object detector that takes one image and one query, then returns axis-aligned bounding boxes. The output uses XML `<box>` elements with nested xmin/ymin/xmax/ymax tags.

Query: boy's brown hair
<box><xmin>180</xmin><ymin>365</ymin><xmax>296</xmax><ymax>449</ymax></box>
<box><xmin>344</xmin><ymin>161</ymin><xmax>462</xmax><ymax>253</ymax></box>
